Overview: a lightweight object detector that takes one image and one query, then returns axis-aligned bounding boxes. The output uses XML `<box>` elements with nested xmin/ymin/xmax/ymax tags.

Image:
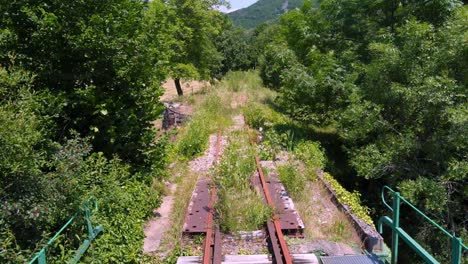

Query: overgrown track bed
<box><xmin>180</xmin><ymin>118</ymin><xmax>310</xmax><ymax>263</ymax></box>
<box><xmin>246</xmin><ymin>114</ymin><xmax>303</xmax><ymax>264</ymax></box>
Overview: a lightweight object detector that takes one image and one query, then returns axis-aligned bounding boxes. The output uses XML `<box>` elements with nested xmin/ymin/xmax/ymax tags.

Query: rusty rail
<box><xmin>255</xmin><ymin>156</ymin><xmax>293</xmax><ymax>264</ymax></box>
<box><xmin>243</xmin><ymin>114</ymin><xmax>293</xmax><ymax>264</ymax></box>
<box><xmin>202</xmin><ymin>131</ymin><xmax>223</xmax><ymax>264</ymax></box>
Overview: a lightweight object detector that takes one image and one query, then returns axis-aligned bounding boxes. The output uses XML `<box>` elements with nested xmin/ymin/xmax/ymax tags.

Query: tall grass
<box><xmin>278</xmin><ymin>165</ymin><xmax>307</xmax><ymax>199</ymax></box>
<box><xmin>215</xmin><ymin>131</ymin><xmax>272</xmax><ymax>232</ymax></box>
<box><xmin>176</xmin><ymin>93</ymin><xmax>231</xmax><ymax>159</ymax></box>
<box><xmin>222</xmin><ymin>71</ymin><xmax>263</xmax><ymax>92</ymax></box>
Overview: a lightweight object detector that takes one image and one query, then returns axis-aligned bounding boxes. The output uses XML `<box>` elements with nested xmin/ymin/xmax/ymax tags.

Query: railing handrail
<box><xmin>382</xmin><ymin>186</ymin><xmax>467</xmax><ymax>250</ymax></box>
<box><xmin>29</xmin><ymin>196</ymin><xmax>103</xmax><ymax>264</ymax></box>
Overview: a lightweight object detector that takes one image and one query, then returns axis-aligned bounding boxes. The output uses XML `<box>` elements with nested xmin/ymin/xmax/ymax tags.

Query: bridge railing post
<box><xmin>451</xmin><ymin>236</ymin><xmax>462</xmax><ymax>264</ymax></box>
<box><xmin>391</xmin><ymin>192</ymin><xmax>400</xmax><ymax>264</ymax></box>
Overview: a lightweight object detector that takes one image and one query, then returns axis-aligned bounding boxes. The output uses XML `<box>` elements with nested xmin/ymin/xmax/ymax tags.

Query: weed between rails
<box><xmin>176</xmin><ymin>93</ymin><xmax>231</xmax><ymax>160</ymax></box>
<box><xmin>215</xmin><ymin>131</ymin><xmax>272</xmax><ymax>232</ymax></box>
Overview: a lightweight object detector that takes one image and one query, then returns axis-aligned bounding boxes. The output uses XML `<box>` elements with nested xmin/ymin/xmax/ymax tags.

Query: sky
<box><xmin>217</xmin><ymin>0</ymin><xmax>259</xmax><ymax>13</ymax></box>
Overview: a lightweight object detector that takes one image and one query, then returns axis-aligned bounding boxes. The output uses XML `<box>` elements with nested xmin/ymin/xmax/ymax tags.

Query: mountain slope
<box><xmin>228</xmin><ymin>0</ymin><xmax>304</xmax><ymax>29</ymax></box>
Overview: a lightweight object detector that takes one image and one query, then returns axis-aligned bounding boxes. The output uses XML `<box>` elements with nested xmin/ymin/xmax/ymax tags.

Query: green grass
<box><xmin>215</xmin><ymin>131</ymin><xmax>272</xmax><ymax>232</ymax></box>
<box><xmin>176</xmin><ymin>93</ymin><xmax>231</xmax><ymax>160</ymax></box>
<box><xmin>222</xmin><ymin>70</ymin><xmax>264</xmax><ymax>92</ymax></box>
<box><xmin>328</xmin><ymin>219</ymin><xmax>353</xmax><ymax>242</ymax></box>
<box><xmin>278</xmin><ymin>164</ymin><xmax>307</xmax><ymax>199</ymax></box>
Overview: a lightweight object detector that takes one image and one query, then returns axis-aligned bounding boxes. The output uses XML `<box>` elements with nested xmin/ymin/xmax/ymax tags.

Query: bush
<box><xmin>293</xmin><ymin>141</ymin><xmax>327</xmax><ymax>171</ymax></box>
<box><xmin>176</xmin><ymin>118</ymin><xmax>211</xmax><ymax>159</ymax></box>
<box><xmin>243</xmin><ymin>102</ymin><xmax>286</xmax><ymax>130</ymax></box>
<box><xmin>80</xmin><ymin>153</ymin><xmax>160</xmax><ymax>263</ymax></box>
<box><xmin>243</xmin><ymin>103</ymin><xmax>266</xmax><ymax>129</ymax></box>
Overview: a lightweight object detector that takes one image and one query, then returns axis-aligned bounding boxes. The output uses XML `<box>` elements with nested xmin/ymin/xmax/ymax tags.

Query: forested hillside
<box><xmin>228</xmin><ymin>0</ymin><xmax>305</xmax><ymax>28</ymax></box>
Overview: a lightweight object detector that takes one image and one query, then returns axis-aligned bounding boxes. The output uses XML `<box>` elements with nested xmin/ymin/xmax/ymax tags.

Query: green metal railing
<box><xmin>378</xmin><ymin>186</ymin><xmax>467</xmax><ymax>264</ymax></box>
<box><xmin>29</xmin><ymin>197</ymin><xmax>104</xmax><ymax>264</ymax></box>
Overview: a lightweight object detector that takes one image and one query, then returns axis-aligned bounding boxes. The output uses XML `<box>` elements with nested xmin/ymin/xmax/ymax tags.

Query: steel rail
<box><xmin>243</xmin><ymin>115</ymin><xmax>293</xmax><ymax>264</ymax></box>
<box><xmin>202</xmin><ymin>130</ymin><xmax>223</xmax><ymax>264</ymax></box>
<box><xmin>255</xmin><ymin>156</ymin><xmax>293</xmax><ymax>264</ymax></box>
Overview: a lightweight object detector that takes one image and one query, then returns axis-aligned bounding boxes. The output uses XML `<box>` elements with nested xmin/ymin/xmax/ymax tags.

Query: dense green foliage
<box><xmin>258</xmin><ymin>0</ymin><xmax>467</xmax><ymax>261</ymax></box>
<box><xmin>228</xmin><ymin>0</ymin><xmax>305</xmax><ymax>28</ymax></box>
<box><xmin>167</xmin><ymin>0</ymin><xmax>228</xmax><ymax>83</ymax></box>
<box><xmin>215</xmin><ymin>27</ymin><xmax>256</xmax><ymax>75</ymax></box>
<box><xmin>0</xmin><ymin>0</ymin><xmax>227</xmax><ymax>262</ymax></box>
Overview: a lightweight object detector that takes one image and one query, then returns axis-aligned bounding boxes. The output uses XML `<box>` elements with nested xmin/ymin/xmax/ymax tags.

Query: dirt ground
<box><xmin>160</xmin><ymin>79</ymin><xmax>211</xmax><ymax>102</ymax></box>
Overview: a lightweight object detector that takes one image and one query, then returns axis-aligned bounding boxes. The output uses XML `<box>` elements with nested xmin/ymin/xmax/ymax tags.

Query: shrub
<box><xmin>81</xmin><ymin>154</ymin><xmax>160</xmax><ymax>263</ymax></box>
<box><xmin>243</xmin><ymin>103</ymin><xmax>266</xmax><ymax>129</ymax></box>
<box><xmin>293</xmin><ymin>141</ymin><xmax>327</xmax><ymax>171</ymax></box>
<box><xmin>176</xmin><ymin>118</ymin><xmax>211</xmax><ymax>159</ymax></box>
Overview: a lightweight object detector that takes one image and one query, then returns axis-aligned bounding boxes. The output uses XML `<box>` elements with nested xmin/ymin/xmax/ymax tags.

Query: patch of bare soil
<box><xmin>302</xmin><ymin>180</ymin><xmax>362</xmax><ymax>247</ymax></box>
<box><xmin>228</xmin><ymin>114</ymin><xmax>245</xmax><ymax>132</ymax></box>
<box><xmin>160</xmin><ymin>79</ymin><xmax>211</xmax><ymax>102</ymax></box>
<box><xmin>189</xmin><ymin>134</ymin><xmax>227</xmax><ymax>173</ymax></box>
<box><xmin>230</xmin><ymin>93</ymin><xmax>248</xmax><ymax>109</ymax></box>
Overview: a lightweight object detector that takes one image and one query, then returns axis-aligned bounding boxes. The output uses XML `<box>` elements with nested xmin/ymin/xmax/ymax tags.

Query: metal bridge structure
<box><xmin>379</xmin><ymin>186</ymin><xmax>467</xmax><ymax>264</ymax></box>
<box><xmin>29</xmin><ymin>197</ymin><xmax>103</xmax><ymax>264</ymax></box>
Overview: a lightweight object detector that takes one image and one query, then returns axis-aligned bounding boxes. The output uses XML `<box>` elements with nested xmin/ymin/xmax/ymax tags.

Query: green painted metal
<box><xmin>29</xmin><ymin>197</ymin><xmax>103</xmax><ymax>264</ymax></box>
<box><xmin>379</xmin><ymin>186</ymin><xmax>467</xmax><ymax>264</ymax></box>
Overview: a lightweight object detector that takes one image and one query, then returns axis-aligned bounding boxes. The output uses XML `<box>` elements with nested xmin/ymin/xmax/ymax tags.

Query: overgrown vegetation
<box><xmin>254</xmin><ymin>1</ymin><xmax>467</xmax><ymax>261</ymax></box>
<box><xmin>0</xmin><ymin>0</ymin><xmax>227</xmax><ymax>262</ymax></box>
<box><xmin>176</xmin><ymin>93</ymin><xmax>231</xmax><ymax>159</ymax></box>
<box><xmin>278</xmin><ymin>165</ymin><xmax>307</xmax><ymax>199</ymax></box>
<box><xmin>322</xmin><ymin>173</ymin><xmax>373</xmax><ymax>226</ymax></box>
<box><xmin>216</xmin><ymin>132</ymin><xmax>272</xmax><ymax>232</ymax></box>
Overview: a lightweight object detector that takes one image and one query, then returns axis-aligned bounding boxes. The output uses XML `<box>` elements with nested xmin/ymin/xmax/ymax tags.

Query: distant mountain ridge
<box><xmin>228</xmin><ymin>0</ymin><xmax>304</xmax><ymax>29</ymax></box>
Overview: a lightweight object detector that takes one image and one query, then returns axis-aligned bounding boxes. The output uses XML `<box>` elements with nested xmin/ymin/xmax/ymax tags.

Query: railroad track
<box><xmin>254</xmin><ymin>155</ymin><xmax>293</xmax><ymax>264</ymax></box>
<box><xmin>200</xmin><ymin>154</ymin><xmax>294</xmax><ymax>264</ymax></box>
<box><xmin>180</xmin><ymin>122</ymin><xmax>308</xmax><ymax>264</ymax></box>
<box><xmin>202</xmin><ymin>130</ymin><xmax>222</xmax><ymax>264</ymax></box>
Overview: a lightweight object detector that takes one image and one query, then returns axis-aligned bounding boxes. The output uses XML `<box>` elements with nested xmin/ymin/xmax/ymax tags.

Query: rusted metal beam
<box><xmin>213</xmin><ymin>229</ymin><xmax>222</xmax><ymax>264</ymax></box>
<box><xmin>202</xmin><ymin>187</ymin><xmax>217</xmax><ymax>264</ymax></box>
<box><xmin>255</xmin><ymin>156</ymin><xmax>293</xmax><ymax>264</ymax></box>
<box><xmin>267</xmin><ymin>221</ymin><xmax>284</xmax><ymax>264</ymax></box>
<box><xmin>202</xmin><ymin>131</ymin><xmax>223</xmax><ymax>264</ymax></box>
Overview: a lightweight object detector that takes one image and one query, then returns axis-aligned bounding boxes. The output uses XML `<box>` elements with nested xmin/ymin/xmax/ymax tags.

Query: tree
<box><xmin>0</xmin><ymin>0</ymin><xmax>168</xmax><ymax>168</ymax></box>
<box><xmin>216</xmin><ymin>27</ymin><xmax>255</xmax><ymax>75</ymax></box>
<box><xmin>167</xmin><ymin>0</ymin><xmax>228</xmax><ymax>96</ymax></box>
<box><xmin>260</xmin><ymin>1</ymin><xmax>467</xmax><ymax>261</ymax></box>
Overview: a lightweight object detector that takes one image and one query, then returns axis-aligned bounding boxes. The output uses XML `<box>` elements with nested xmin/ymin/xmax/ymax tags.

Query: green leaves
<box><xmin>258</xmin><ymin>2</ymin><xmax>467</xmax><ymax>261</ymax></box>
<box><xmin>399</xmin><ymin>177</ymin><xmax>448</xmax><ymax>213</ymax></box>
